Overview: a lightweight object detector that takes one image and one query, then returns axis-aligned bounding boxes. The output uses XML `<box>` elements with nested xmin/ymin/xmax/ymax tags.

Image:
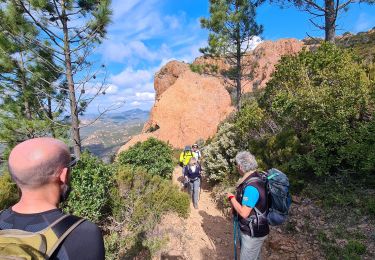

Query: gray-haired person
<box><xmin>226</xmin><ymin>151</ymin><xmax>269</xmax><ymax>260</ymax></box>
<box><xmin>184</xmin><ymin>157</ymin><xmax>201</xmax><ymax>209</ymax></box>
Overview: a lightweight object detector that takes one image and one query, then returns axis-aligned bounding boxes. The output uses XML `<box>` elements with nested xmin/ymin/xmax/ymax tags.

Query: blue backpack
<box><xmin>264</xmin><ymin>168</ymin><xmax>292</xmax><ymax>225</ymax></box>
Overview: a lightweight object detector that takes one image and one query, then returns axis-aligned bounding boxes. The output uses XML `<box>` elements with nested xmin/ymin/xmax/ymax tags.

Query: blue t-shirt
<box><xmin>242</xmin><ymin>185</ymin><xmax>259</xmax><ymax>208</ymax></box>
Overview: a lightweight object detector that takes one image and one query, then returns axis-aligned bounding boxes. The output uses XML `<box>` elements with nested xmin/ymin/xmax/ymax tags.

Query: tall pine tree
<box><xmin>201</xmin><ymin>0</ymin><xmax>263</xmax><ymax>111</ymax></box>
<box><xmin>14</xmin><ymin>0</ymin><xmax>112</xmax><ymax>157</ymax></box>
<box><xmin>0</xmin><ymin>1</ymin><xmax>67</xmax><ymax>157</ymax></box>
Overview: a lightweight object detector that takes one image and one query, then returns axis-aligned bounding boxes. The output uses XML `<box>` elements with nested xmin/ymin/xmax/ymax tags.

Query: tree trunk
<box><xmin>62</xmin><ymin>1</ymin><xmax>81</xmax><ymax>158</ymax></box>
<box><xmin>235</xmin><ymin>14</ymin><xmax>242</xmax><ymax>111</ymax></box>
<box><xmin>47</xmin><ymin>96</ymin><xmax>56</xmax><ymax>138</ymax></box>
<box><xmin>325</xmin><ymin>0</ymin><xmax>336</xmax><ymax>42</ymax></box>
<box><xmin>19</xmin><ymin>52</ymin><xmax>32</xmax><ymax>120</ymax></box>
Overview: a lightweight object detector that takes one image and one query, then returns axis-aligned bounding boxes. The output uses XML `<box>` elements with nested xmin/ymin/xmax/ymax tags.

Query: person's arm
<box><xmin>226</xmin><ymin>193</ymin><xmax>252</xmax><ymax>218</ymax></box>
<box><xmin>226</xmin><ymin>186</ymin><xmax>259</xmax><ymax>219</ymax></box>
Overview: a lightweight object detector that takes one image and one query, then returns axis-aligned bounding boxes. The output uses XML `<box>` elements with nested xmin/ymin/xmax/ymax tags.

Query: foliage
<box><xmin>63</xmin><ymin>151</ymin><xmax>114</xmax><ymax>222</ymax></box>
<box><xmin>118</xmin><ymin>137</ymin><xmax>175</xmax><ymax>179</ymax></box>
<box><xmin>275</xmin><ymin>0</ymin><xmax>375</xmax><ymax>42</ymax></box>
<box><xmin>0</xmin><ymin>172</ymin><xmax>19</xmax><ymax>210</ymax></box>
<box><xmin>261</xmin><ymin>43</ymin><xmax>374</xmax><ymax>176</ymax></box>
<box><xmin>0</xmin><ymin>1</ymin><xmax>68</xmax><ymax>153</ymax></box>
<box><xmin>12</xmin><ymin>0</ymin><xmax>113</xmax><ymax>156</ymax></box>
<box><xmin>104</xmin><ymin>165</ymin><xmax>189</xmax><ymax>259</ymax></box>
<box><xmin>203</xmin><ymin>122</ymin><xmax>244</xmax><ymax>183</ymax></box>
<box><xmin>302</xmin><ymin>177</ymin><xmax>375</xmax><ymax>217</ymax></box>
<box><xmin>203</xmin><ymin>43</ymin><xmax>374</xmax><ymax>193</ymax></box>
<box><xmin>200</xmin><ymin>0</ymin><xmax>263</xmax><ymax>110</ymax></box>
<box><xmin>318</xmin><ymin>231</ymin><xmax>367</xmax><ymax>260</ymax></box>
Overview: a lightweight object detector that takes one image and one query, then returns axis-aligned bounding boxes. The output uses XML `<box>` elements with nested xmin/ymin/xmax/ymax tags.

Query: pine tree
<box><xmin>200</xmin><ymin>0</ymin><xmax>263</xmax><ymax>111</ymax></box>
<box><xmin>0</xmin><ymin>1</ymin><xmax>68</xmax><ymax>156</ymax></box>
<box><xmin>14</xmin><ymin>0</ymin><xmax>112</xmax><ymax>157</ymax></box>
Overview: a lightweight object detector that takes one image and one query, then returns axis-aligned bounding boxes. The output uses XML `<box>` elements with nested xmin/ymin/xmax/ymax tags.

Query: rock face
<box><xmin>118</xmin><ymin>38</ymin><xmax>304</xmax><ymax>152</ymax></box>
<box><xmin>118</xmin><ymin>70</ymin><xmax>234</xmax><ymax>152</ymax></box>
<box><xmin>154</xmin><ymin>61</ymin><xmax>190</xmax><ymax>100</ymax></box>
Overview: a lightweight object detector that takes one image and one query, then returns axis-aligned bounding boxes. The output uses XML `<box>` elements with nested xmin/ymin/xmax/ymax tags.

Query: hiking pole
<box><xmin>233</xmin><ymin>214</ymin><xmax>238</xmax><ymax>260</ymax></box>
<box><xmin>199</xmin><ymin>177</ymin><xmax>202</xmax><ymax>202</ymax></box>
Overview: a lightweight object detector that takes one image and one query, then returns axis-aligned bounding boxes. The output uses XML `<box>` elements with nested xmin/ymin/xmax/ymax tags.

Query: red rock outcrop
<box><xmin>118</xmin><ymin>70</ymin><xmax>234</xmax><ymax>152</ymax></box>
<box><xmin>118</xmin><ymin>38</ymin><xmax>304</xmax><ymax>152</ymax></box>
<box><xmin>154</xmin><ymin>61</ymin><xmax>190</xmax><ymax>100</ymax></box>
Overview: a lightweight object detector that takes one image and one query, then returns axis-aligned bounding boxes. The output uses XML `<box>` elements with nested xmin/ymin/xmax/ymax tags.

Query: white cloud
<box><xmin>135</xmin><ymin>92</ymin><xmax>155</xmax><ymax>101</ymax></box>
<box><xmin>130</xmin><ymin>101</ymin><xmax>141</xmax><ymax>106</ymax></box>
<box><xmin>103</xmin><ymin>40</ymin><xmax>168</xmax><ymax>63</ymax></box>
<box><xmin>110</xmin><ymin>67</ymin><xmax>154</xmax><ymax>88</ymax></box>
<box><xmin>88</xmin><ymin>0</ymin><xmax>210</xmax><ymax>113</ymax></box>
<box><xmin>105</xmin><ymin>84</ymin><xmax>119</xmax><ymax>94</ymax></box>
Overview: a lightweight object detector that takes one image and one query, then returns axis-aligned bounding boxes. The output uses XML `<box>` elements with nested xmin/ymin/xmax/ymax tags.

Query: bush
<box><xmin>63</xmin><ymin>151</ymin><xmax>114</xmax><ymax>222</ymax></box>
<box><xmin>0</xmin><ymin>172</ymin><xmax>18</xmax><ymax>210</ymax></box>
<box><xmin>261</xmin><ymin>43</ymin><xmax>374</xmax><ymax>176</ymax></box>
<box><xmin>203</xmin><ymin>122</ymin><xmax>244</xmax><ymax>183</ymax></box>
<box><xmin>118</xmin><ymin>137</ymin><xmax>174</xmax><ymax>179</ymax></box>
<box><xmin>104</xmin><ymin>165</ymin><xmax>189</xmax><ymax>259</ymax></box>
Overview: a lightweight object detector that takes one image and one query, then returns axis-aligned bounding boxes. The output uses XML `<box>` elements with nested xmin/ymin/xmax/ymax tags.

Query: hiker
<box><xmin>0</xmin><ymin>137</ymin><xmax>105</xmax><ymax>260</ymax></box>
<box><xmin>226</xmin><ymin>151</ymin><xmax>269</xmax><ymax>260</ymax></box>
<box><xmin>191</xmin><ymin>143</ymin><xmax>202</xmax><ymax>162</ymax></box>
<box><xmin>179</xmin><ymin>145</ymin><xmax>194</xmax><ymax>186</ymax></box>
<box><xmin>185</xmin><ymin>157</ymin><xmax>202</xmax><ymax>209</ymax></box>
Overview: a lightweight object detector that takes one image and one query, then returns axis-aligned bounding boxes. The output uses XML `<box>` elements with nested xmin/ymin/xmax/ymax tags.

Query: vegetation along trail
<box><xmin>160</xmin><ymin>166</ymin><xmax>234</xmax><ymax>260</ymax></box>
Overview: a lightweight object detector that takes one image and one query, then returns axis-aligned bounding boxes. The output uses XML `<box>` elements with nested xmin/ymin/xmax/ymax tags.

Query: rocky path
<box><xmin>157</xmin><ymin>166</ymin><xmax>235</xmax><ymax>260</ymax></box>
<box><xmin>156</xmin><ymin>167</ymin><xmax>325</xmax><ymax>260</ymax></box>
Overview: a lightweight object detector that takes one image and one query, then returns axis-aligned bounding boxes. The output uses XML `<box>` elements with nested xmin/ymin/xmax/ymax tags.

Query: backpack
<box><xmin>245</xmin><ymin>168</ymin><xmax>291</xmax><ymax>226</ymax></box>
<box><xmin>0</xmin><ymin>214</ymin><xmax>84</xmax><ymax>259</ymax></box>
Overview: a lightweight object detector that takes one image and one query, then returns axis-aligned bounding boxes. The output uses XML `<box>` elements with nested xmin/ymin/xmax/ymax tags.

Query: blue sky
<box><xmin>87</xmin><ymin>0</ymin><xmax>375</xmax><ymax>114</ymax></box>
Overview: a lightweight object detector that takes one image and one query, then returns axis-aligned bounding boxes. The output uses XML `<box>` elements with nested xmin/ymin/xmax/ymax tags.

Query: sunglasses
<box><xmin>66</xmin><ymin>154</ymin><xmax>77</xmax><ymax>168</ymax></box>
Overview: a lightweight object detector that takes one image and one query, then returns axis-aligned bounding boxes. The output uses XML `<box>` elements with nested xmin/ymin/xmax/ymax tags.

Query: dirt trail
<box><xmin>159</xmin><ymin>166</ymin><xmax>234</xmax><ymax>260</ymax></box>
<box><xmin>157</xmin><ymin>167</ymin><xmax>326</xmax><ymax>260</ymax></box>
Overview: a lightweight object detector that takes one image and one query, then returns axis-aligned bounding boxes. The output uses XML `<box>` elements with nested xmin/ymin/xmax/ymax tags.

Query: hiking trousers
<box><xmin>188</xmin><ymin>178</ymin><xmax>200</xmax><ymax>208</ymax></box>
<box><xmin>239</xmin><ymin>231</ymin><xmax>267</xmax><ymax>260</ymax></box>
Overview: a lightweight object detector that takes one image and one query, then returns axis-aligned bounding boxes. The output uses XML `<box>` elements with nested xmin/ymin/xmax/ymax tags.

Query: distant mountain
<box><xmin>80</xmin><ymin>109</ymin><xmax>149</xmax><ymax>162</ymax></box>
<box><xmin>104</xmin><ymin>109</ymin><xmax>150</xmax><ymax>122</ymax></box>
<box><xmin>83</xmin><ymin>109</ymin><xmax>149</xmax><ymax>123</ymax></box>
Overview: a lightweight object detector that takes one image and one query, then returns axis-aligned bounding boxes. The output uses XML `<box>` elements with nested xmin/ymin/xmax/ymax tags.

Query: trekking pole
<box><xmin>233</xmin><ymin>214</ymin><xmax>238</xmax><ymax>260</ymax></box>
<box><xmin>199</xmin><ymin>177</ymin><xmax>202</xmax><ymax>201</ymax></box>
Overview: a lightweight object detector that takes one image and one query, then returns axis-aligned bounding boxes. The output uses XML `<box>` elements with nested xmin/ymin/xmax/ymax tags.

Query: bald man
<box><xmin>0</xmin><ymin>138</ymin><xmax>105</xmax><ymax>260</ymax></box>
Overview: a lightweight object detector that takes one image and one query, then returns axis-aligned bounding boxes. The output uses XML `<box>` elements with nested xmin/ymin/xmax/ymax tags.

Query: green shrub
<box><xmin>63</xmin><ymin>151</ymin><xmax>114</xmax><ymax>222</ymax></box>
<box><xmin>105</xmin><ymin>165</ymin><xmax>189</xmax><ymax>259</ymax></box>
<box><xmin>261</xmin><ymin>43</ymin><xmax>373</xmax><ymax>177</ymax></box>
<box><xmin>344</xmin><ymin>240</ymin><xmax>366</xmax><ymax>258</ymax></box>
<box><xmin>0</xmin><ymin>172</ymin><xmax>18</xmax><ymax>210</ymax></box>
<box><xmin>118</xmin><ymin>137</ymin><xmax>174</xmax><ymax>179</ymax></box>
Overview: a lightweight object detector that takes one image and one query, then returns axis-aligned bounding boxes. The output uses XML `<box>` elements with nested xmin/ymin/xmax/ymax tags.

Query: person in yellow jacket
<box><xmin>179</xmin><ymin>146</ymin><xmax>194</xmax><ymax>186</ymax></box>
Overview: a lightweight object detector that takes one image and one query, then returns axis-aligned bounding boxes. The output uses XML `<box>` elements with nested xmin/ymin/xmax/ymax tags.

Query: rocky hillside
<box><xmin>118</xmin><ymin>39</ymin><xmax>303</xmax><ymax>152</ymax></box>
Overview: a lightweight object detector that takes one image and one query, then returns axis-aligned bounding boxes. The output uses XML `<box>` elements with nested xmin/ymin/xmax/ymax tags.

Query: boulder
<box><xmin>118</xmin><ymin>70</ymin><xmax>233</xmax><ymax>152</ymax></box>
<box><xmin>119</xmin><ymin>38</ymin><xmax>304</xmax><ymax>152</ymax></box>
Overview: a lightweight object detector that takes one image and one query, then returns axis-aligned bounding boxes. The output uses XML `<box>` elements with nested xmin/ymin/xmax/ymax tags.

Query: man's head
<box><xmin>8</xmin><ymin>137</ymin><xmax>71</xmax><ymax>190</ymax></box>
<box><xmin>235</xmin><ymin>151</ymin><xmax>258</xmax><ymax>175</ymax></box>
<box><xmin>192</xmin><ymin>144</ymin><xmax>198</xmax><ymax>151</ymax></box>
<box><xmin>184</xmin><ymin>145</ymin><xmax>192</xmax><ymax>152</ymax></box>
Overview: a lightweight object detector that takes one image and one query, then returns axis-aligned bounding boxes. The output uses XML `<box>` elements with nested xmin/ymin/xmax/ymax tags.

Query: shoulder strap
<box><xmin>244</xmin><ymin>177</ymin><xmax>263</xmax><ymax>186</ymax></box>
<box><xmin>39</xmin><ymin>215</ymin><xmax>85</xmax><ymax>258</ymax></box>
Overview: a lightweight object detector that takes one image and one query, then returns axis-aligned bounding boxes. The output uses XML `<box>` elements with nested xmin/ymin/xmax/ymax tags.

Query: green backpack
<box><xmin>0</xmin><ymin>214</ymin><xmax>84</xmax><ymax>260</ymax></box>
